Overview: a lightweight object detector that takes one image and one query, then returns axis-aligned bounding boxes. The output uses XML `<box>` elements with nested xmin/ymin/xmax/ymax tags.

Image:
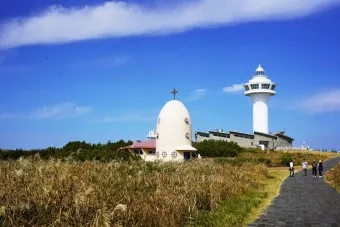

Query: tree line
<box><xmin>0</xmin><ymin>140</ymin><xmax>138</xmax><ymax>162</ymax></box>
<box><xmin>0</xmin><ymin>139</ymin><xmax>248</xmax><ymax>162</ymax></box>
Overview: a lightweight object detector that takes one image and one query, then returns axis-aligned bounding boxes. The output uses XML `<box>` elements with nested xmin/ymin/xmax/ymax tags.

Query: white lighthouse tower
<box><xmin>244</xmin><ymin>65</ymin><xmax>276</xmax><ymax>134</ymax></box>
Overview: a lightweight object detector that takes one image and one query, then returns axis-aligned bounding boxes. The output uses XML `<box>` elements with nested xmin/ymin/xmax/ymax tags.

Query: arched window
<box><xmin>185</xmin><ymin>133</ymin><xmax>190</xmax><ymax>139</ymax></box>
<box><xmin>156</xmin><ymin>133</ymin><xmax>159</xmax><ymax>139</ymax></box>
<box><xmin>184</xmin><ymin>118</ymin><xmax>190</xmax><ymax>124</ymax></box>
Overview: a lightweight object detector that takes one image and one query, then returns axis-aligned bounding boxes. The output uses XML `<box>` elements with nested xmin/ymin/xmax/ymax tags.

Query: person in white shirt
<box><xmin>289</xmin><ymin>160</ymin><xmax>294</xmax><ymax>177</ymax></box>
<box><xmin>302</xmin><ymin>159</ymin><xmax>308</xmax><ymax>176</ymax></box>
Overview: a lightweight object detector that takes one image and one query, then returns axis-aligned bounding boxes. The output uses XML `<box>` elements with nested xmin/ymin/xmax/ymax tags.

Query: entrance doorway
<box><xmin>183</xmin><ymin>152</ymin><xmax>191</xmax><ymax>161</ymax></box>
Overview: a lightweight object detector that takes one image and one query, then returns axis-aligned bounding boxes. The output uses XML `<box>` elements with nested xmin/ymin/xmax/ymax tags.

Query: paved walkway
<box><xmin>249</xmin><ymin>156</ymin><xmax>340</xmax><ymax>227</ymax></box>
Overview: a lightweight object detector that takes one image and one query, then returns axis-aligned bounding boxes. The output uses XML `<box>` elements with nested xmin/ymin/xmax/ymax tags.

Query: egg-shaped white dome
<box><xmin>155</xmin><ymin>100</ymin><xmax>196</xmax><ymax>161</ymax></box>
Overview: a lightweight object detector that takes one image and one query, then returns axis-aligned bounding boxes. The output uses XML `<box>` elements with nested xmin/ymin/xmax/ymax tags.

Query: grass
<box><xmin>0</xmin><ymin>157</ymin><xmax>269</xmax><ymax>226</ymax></box>
<box><xmin>0</xmin><ymin>151</ymin><xmax>337</xmax><ymax>226</ymax></box>
<box><xmin>325</xmin><ymin>163</ymin><xmax>340</xmax><ymax>192</ymax></box>
<box><xmin>195</xmin><ymin>169</ymin><xmax>288</xmax><ymax>227</ymax></box>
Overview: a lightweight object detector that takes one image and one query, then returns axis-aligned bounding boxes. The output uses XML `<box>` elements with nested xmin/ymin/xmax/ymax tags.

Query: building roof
<box><xmin>254</xmin><ymin>131</ymin><xmax>278</xmax><ymax>139</ymax></box>
<box><xmin>120</xmin><ymin>140</ymin><xmax>156</xmax><ymax>150</ymax></box>
<box><xmin>273</xmin><ymin>132</ymin><xmax>295</xmax><ymax>141</ymax></box>
<box><xmin>176</xmin><ymin>145</ymin><xmax>197</xmax><ymax>151</ymax></box>
<box><xmin>256</xmin><ymin>64</ymin><xmax>264</xmax><ymax>72</ymax></box>
<box><xmin>229</xmin><ymin>130</ymin><xmax>254</xmax><ymax>137</ymax></box>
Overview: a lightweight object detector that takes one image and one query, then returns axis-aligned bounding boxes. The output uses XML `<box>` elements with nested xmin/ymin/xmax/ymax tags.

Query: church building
<box><xmin>120</xmin><ymin>89</ymin><xmax>196</xmax><ymax>161</ymax></box>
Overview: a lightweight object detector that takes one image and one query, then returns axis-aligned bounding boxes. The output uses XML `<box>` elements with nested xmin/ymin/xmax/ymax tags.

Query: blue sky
<box><xmin>0</xmin><ymin>0</ymin><xmax>340</xmax><ymax>150</ymax></box>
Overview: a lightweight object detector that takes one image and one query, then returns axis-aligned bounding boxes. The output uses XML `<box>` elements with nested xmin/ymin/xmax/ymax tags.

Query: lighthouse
<box><xmin>244</xmin><ymin>65</ymin><xmax>276</xmax><ymax>134</ymax></box>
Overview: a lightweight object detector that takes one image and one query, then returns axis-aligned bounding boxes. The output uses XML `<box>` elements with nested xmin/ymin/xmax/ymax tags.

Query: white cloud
<box><xmin>0</xmin><ymin>102</ymin><xmax>92</xmax><ymax>120</ymax></box>
<box><xmin>298</xmin><ymin>89</ymin><xmax>340</xmax><ymax>114</ymax></box>
<box><xmin>28</xmin><ymin>102</ymin><xmax>92</xmax><ymax>119</ymax></box>
<box><xmin>223</xmin><ymin>83</ymin><xmax>244</xmax><ymax>93</ymax></box>
<box><xmin>1</xmin><ymin>0</ymin><xmax>339</xmax><ymax>48</ymax></box>
<box><xmin>186</xmin><ymin>88</ymin><xmax>207</xmax><ymax>102</ymax></box>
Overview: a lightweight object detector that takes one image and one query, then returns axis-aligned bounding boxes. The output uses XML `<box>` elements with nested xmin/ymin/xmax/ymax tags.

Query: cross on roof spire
<box><xmin>171</xmin><ymin>88</ymin><xmax>178</xmax><ymax>100</ymax></box>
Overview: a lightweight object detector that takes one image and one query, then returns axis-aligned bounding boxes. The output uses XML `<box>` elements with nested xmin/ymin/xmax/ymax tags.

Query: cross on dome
<box><xmin>171</xmin><ymin>88</ymin><xmax>178</xmax><ymax>100</ymax></box>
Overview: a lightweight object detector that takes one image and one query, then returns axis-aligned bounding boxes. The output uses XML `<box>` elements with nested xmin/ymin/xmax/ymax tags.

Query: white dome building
<box><xmin>155</xmin><ymin>92</ymin><xmax>196</xmax><ymax>161</ymax></box>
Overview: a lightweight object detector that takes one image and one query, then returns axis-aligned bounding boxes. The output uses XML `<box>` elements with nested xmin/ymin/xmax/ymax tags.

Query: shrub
<box><xmin>193</xmin><ymin>140</ymin><xmax>244</xmax><ymax>158</ymax></box>
<box><xmin>280</xmin><ymin>153</ymin><xmax>292</xmax><ymax>166</ymax></box>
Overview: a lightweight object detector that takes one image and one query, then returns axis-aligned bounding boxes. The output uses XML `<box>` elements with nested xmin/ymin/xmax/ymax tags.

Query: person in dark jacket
<box><xmin>318</xmin><ymin>160</ymin><xmax>323</xmax><ymax>178</ymax></box>
<box><xmin>312</xmin><ymin>160</ymin><xmax>317</xmax><ymax>177</ymax></box>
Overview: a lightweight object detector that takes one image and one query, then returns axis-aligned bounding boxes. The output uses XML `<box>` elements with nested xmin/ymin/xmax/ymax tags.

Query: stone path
<box><xmin>249</xmin><ymin>156</ymin><xmax>340</xmax><ymax>227</ymax></box>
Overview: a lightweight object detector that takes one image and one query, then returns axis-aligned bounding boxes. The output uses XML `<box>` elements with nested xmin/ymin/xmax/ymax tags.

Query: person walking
<box><xmin>289</xmin><ymin>160</ymin><xmax>294</xmax><ymax>177</ymax></box>
<box><xmin>318</xmin><ymin>160</ymin><xmax>323</xmax><ymax>177</ymax></box>
<box><xmin>312</xmin><ymin>160</ymin><xmax>317</xmax><ymax>177</ymax></box>
<box><xmin>302</xmin><ymin>159</ymin><xmax>308</xmax><ymax>176</ymax></box>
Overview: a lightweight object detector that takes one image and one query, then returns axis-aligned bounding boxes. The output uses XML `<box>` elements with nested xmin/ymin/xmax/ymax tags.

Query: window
<box><xmin>171</xmin><ymin>151</ymin><xmax>177</xmax><ymax>158</ymax></box>
<box><xmin>250</xmin><ymin>84</ymin><xmax>259</xmax><ymax>89</ymax></box>
<box><xmin>148</xmin><ymin>150</ymin><xmax>156</xmax><ymax>154</ymax></box>
<box><xmin>158</xmin><ymin>118</ymin><xmax>160</xmax><ymax>124</ymax></box>
<box><xmin>244</xmin><ymin>85</ymin><xmax>249</xmax><ymax>91</ymax></box>
<box><xmin>271</xmin><ymin>84</ymin><xmax>276</xmax><ymax>90</ymax></box>
<box><xmin>262</xmin><ymin>84</ymin><xmax>270</xmax><ymax>89</ymax></box>
<box><xmin>162</xmin><ymin>152</ymin><xmax>167</xmax><ymax>157</ymax></box>
<box><xmin>256</xmin><ymin>71</ymin><xmax>264</xmax><ymax>76</ymax></box>
<box><xmin>156</xmin><ymin>133</ymin><xmax>159</xmax><ymax>139</ymax></box>
<box><xmin>134</xmin><ymin>149</ymin><xmax>143</xmax><ymax>155</ymax></box>
<box><xmin>156</xmin><ymin>151</ymin><xmax>160</xmax><ymax>158</ymax></box>
<box><xmin>184</xmin><ymin>118</ymin><xmax>190</xmax><ymax>124</ymax></box>
<box><xmin>185</xmin><ymin>133</ymin><xmax>190</xmax><ymax>139</ymax></box>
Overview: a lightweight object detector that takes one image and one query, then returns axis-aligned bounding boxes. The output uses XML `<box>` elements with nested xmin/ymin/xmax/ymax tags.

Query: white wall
<box><xmin>251</xmin><ymin>93</ymin><xmax>270</xmax><ymax>134</ymax></box>
<box><xmin>156</xmin><ymin>100</ymin><xmax>194</xmax><ymax>162</ymax></box>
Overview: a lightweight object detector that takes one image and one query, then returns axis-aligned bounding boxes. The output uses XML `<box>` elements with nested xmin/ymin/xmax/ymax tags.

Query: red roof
<box><xmin>120</xmin><ymin>139</ymin><xmax>156</xmax><ymax>150</ymax></box>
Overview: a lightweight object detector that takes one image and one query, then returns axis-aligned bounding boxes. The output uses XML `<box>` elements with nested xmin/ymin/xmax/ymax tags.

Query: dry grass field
<box><xmin>0</xmin><ymin>157</ymin><xmax>269</xmax><ymax>226</ymax></box>
<box><xmin>325</xmin><ymin>163</ymin><xmax>340</xmax><ymax>192</ymax></box>
<box><xmin>0</xmin><ymin>151</ymin><xmax>337</xmax><ymax>226</ymax></box>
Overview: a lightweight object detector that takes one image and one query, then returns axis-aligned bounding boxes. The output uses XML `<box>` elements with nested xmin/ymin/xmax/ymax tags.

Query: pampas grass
<box><xmin>0</xmin><ymin>157</ymin><xmax>268</xmax><ymax>226</ymax></box>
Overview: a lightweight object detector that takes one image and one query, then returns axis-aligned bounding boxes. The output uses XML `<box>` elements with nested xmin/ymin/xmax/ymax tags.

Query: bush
<box><xmin>280</xmin><ymin>153</ymin><xmax>292</xmax><ymax>166</ymax></box>
<box><xmin>193</xmin><ymin>140</ymin><xmax>244</xmax><ymax>158</ymax></box>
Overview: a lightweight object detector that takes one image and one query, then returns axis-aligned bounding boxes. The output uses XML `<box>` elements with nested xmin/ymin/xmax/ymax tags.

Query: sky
<box><xmin>0</xmin><ymin>0</ymin><xmax>340</xmax><ymax>150</ymax></box>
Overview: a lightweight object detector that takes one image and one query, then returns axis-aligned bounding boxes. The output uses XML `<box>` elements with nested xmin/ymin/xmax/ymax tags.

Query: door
<box><xmin>183</xmin><ymin>152</ymin><xmax>191</xmax><ymax>161</ymax></box>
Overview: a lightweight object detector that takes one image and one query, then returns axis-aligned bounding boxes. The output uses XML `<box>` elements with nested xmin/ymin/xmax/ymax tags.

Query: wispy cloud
<box><xmin>95</xmin><ymin>113</ymin><xmax>154</xmax><ymax>123</ymax></box>
<box><xmin>0</xmin><ymin>102</ymin><xmax>92</xmax><ymax>120</ymax></box>
<box><xmin>185</xmin><ymin>88</ymin><xmax>207</xmax><ymax>102</ymax></box>
<box><xmin>28</xmin><ymin>102</ymin><xmax>92</xmax><ymax>119</ymax></box>
<box><xmin>1</xmin><ymin>0</ymin><xmax>339</xmax><ymax>48</ymax></box>
<box><xmin>297</xmin><ymin>89</ymin><xmax>340</xmax><ymax>114</ymax></box>
<box><xmin>223</xmin><ymin>83</ymin><xmax>244</xmax><ymax>93</ymax></box>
